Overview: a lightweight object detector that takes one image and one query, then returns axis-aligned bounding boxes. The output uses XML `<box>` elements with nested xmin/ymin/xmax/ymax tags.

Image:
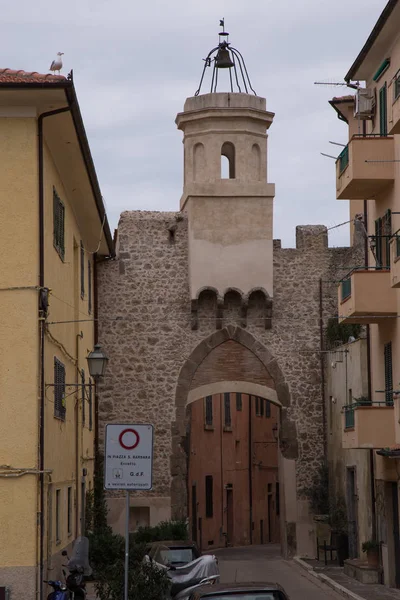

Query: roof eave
<box><xmin>328</xmin><ymin>98</ymin><xmax>354</xmax><ymax>124</ymax></box>
<box><xmin>64</xmin><ymin>85</ymin><xmax>114</xmax><ymax>257</ymax></box>
<box><xmin>345</xmin><ymin>0</ymin><xmax>398</xmax><ymax>82</ymax></box>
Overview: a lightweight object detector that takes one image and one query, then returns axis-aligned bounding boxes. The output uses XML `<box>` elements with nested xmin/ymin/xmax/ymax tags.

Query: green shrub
<box><xmin>300</xmin><ymin>463</ymin><xmax>330</xmax><ymax>515</ymax></box>
<box><xmin>133</xmin><ymin>520</ymin><xmax>188</xmax><ymax>544</ymax></box>
<box><xmin>362</xmin><ymin>540</ymin><xmax>380</xmax><ymax>553</ymax></box>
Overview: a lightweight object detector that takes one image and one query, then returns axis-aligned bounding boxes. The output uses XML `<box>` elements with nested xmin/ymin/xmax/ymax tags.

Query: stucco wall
<box><xmin>97</xmin><ymin>211</ymin><xmax>362</xmax><ymax>557</ymax></box>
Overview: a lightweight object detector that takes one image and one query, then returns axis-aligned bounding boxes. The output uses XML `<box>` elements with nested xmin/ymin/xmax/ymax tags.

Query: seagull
<box><xmin>49</xmin><ymin>52</ymin><xmax>64</xmax><ymax>75</ymax></box>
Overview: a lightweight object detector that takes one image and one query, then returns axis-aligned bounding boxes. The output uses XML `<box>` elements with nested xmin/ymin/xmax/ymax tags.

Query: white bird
<box><xmin>49</xmin><ymin>52</ymin><xmax>64</xmax><ymax>75</ymax></box>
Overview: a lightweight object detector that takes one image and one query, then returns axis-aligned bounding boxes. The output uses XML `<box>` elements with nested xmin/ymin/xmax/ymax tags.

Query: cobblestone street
<box><xmin>214</xmin><ymin>545</ymin><xmax>343</xmax><ymax>599</ymax></box>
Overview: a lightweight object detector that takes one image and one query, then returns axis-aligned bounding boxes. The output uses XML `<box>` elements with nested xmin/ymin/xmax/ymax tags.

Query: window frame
<box><xmin>265</xmin><ymin>400</ymin><xmax>271</xmax><ymax>418</ymax></box>
<box><xmin>88</xmin><ymin>259</ymin><xmax>92</xmax><ymax>314</ymax></box>
<box><xmin>384</xmin><ymin>342</ymin><xmax>393</xmax><ymax>406</ymax></box>
<box><xmin>205</xmin><ymin>396</ymin><xmax>213</xmax><ymax>427</ymax></box>
<box><xmin>67</xmin><ymin>487</ymin><xmax>72</xmax><ymax>536</ymax></box>
<box><xmin>80</xmin><ymin>241</ymin><xmax>85</xmax><ymax>299</ymax></box>
<box><xmin>379</xmin><ymin>83</ymin><xmax>388</xmax><ymax>136</ymax></box>
<box><xmin>53</xmin><ymin>187</ymin><xmax>65</xmax><ymax>261</ymax></box>
<box><xmin>56</xmin><ymin>488</ymin><xmax>61</xmax><ymax>543</ymax></box>
<box><xmin>236</xmin><ymin>392</ymin><xmax>242</xmax><ymax>411</ymax></box>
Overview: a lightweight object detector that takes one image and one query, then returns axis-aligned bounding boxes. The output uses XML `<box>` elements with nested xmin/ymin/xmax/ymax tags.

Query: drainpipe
<box><xmin>363</xmin><ymin>198</ymin><xmax>377</xmax><ymax>542</ymax></box>
<box><xmin>319</xmin><ymin>278</ymin><xmax>328</xmax><ymax>460</ymax></box>
<box><xmin>249</xmin><ymin>395</ymin><xmax>253</xmax><ymax>544</ymax></box>
<box><xmin>38</xmin><ymin>106</ymin><xmax>71</xmax><ymax>600</ymax></box>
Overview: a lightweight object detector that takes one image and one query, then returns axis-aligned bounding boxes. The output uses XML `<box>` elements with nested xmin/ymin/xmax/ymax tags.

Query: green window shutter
<box><xmin>384</xmin><ymin>342</ymin><xmax>393</xmax><ymax>405</ymax></box>
<box><xmin>53</xmin><ymin>187</ymin><xmax>65</xmax><ymax>260</ymax></box>
<box><xmin>379</xmin><ymin>84</ymin><xmax>388</xmax><ymax>136</ymax></box>
<box><xmin>54</xmin><ymin>357</ymin><xmax>66</xmax><ymax>420</ymax></box>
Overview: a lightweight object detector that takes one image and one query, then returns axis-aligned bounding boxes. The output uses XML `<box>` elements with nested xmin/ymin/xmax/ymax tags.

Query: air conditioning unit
<box><xmin>354</xmin><ymin>88</ymin><xmax>375</xmax><ymax>119</ymax></box>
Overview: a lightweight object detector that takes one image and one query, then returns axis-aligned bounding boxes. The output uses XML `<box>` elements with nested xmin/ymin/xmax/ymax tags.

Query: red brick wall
<box><xmin>188</xmin><ymin>392</ymin><xmax>279</xmax><ymax>550</ymax></box>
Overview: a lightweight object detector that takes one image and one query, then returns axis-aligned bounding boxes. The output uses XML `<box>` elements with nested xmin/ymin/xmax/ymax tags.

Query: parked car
<box><xmin>188</xmin><ymin>582</ymin><xmax>290</xmax><ymax>600</ymax></box>
<box><xmin>145</xmin><ymin>540</ymin><xmax>202</xmax><ymax>567</ymax></box>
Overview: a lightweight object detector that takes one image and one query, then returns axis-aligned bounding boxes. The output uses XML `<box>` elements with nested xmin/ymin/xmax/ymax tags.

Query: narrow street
<box><xmin>214</xmin><ymin>545</ymin><xmax>343</xmax><ymax>599</ymax></box>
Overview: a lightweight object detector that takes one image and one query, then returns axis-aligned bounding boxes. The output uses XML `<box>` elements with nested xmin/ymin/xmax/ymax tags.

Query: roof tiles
<box><xmin>0</xmin><ymin>68</ymin><xmax>66</xmax><ymax>83</ymax></box>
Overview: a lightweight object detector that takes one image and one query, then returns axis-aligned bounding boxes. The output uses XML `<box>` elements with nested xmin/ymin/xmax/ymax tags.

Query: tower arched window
<box><xmin>221</xmin><ymin>142</ymin><xmax>235</xmax><ymax>179</ymax></box>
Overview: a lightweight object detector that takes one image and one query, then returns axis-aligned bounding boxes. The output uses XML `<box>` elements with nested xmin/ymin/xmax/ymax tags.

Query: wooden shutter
<box><xmin>54</xmin><ymin>358</ymin><xmax>66</xmax><ymax>419</ymax></box>
<box><xmin>224</xmin><ymin>392</ymin><xmax>231</xmax><ymax>426</ymax></box>
<box><xmin>384</xmin><ymin>342</ymin><xmax>393</xmax><ymax>405</ymax></box>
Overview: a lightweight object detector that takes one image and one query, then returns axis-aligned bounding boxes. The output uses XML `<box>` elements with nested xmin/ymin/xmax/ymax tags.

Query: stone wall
<box><xmin>97</xmin><ymin>211</ymin><xmax>363</xmax><ymax>555</ymax></box>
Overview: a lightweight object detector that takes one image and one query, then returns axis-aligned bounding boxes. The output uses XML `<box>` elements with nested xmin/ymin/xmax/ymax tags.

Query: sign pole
<box><xmin>124</xmin><ymin>490</ymin><xmax>130</xmax><ymax>600</ymax></box>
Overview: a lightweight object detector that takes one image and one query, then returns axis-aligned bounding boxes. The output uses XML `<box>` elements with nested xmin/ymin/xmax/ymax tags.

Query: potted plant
<box><xmin>329</xmin><ymin>497</ymin><xmax>349</xmax><ymax>566</ymax></box>
<box><xmin>362</xmin><ymin>540</ymin><xmax>380</xmax><ymax>568</ymax></box>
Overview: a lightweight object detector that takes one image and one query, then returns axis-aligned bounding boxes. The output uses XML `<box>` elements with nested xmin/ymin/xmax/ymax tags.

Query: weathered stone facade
<box><xmin>97</xmin><ymin>211</ymin><xmax>362</xmax><ymax>556</ymax></box>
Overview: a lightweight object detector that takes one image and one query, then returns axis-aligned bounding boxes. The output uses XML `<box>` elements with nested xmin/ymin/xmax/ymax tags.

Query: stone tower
<box><xmin>176</xmin><ymin>93</ymin><xmax>275</xmax><ymax>302</ymax></box>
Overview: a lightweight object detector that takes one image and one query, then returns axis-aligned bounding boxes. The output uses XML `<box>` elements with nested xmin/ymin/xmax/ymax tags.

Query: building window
<box><xmin>205</xmin><ymin>396</ymin><xmax>213</xmax><ymax>426</ymax></box>
<box><xmin>384</xmin><ymin>342</ymin><xmax>393</xmax><ymax>405</ymax></box>
<box><xmin>379</xmin><ymin>83</ymin><xmax>388</xmax><ymax>136</ymax></box>
<box><xmin>255</xmin><ymin>396</ymin><xmax>260</xmax><ymax>416</ymax></box>
<box><xmin>67</xmin><ymin>487</ymin><xmax>72</xmax><ymax>535</ymax></box>
<box><xmin>221</xmin><ymin>142</ymin><xmax>235</xmax><ymax>179</ymax></box>
<box><xmin>56</xmin><ymin>489</ymin><xmax>61</xmax><ymax>542</ymax></box>
<box><xmin>81</xmin><ymin>369</ymin><xmax>86</xmax><ymax>426</ymax></box>
<box><xmin>265</xmin><ymin>400</ymin><xmax>271</xmax><ymax>418</ymax></box>
<box><xmin>89</xmin><ymin>380</ymin><xmax>93</xmax><ymax>431</ymax></box>
<box><xmin>88</xmin><ymin>260</ymin><xmax>92</xmax><ymax>314</ymax></box>
<box><xmin>80</xmin><ymin>241</ymin><xmax>85</xmax><ymax>298</ymax></box>
<box><xmin>205</xmin><ymin>475</ymin><xmax>213</xmax><ymax>518</ymax></box>
<box><xmin>276</xmin><ymin>482</ymin><xmax>280</xmax><ymax>516</ymax></box>
<box><xmin>260</xmin><ymin>397</ymin><xmax>264</xmax><ymax>417</ymax></box>
<box><xmin>53</xmin><ymin>188</ymin><xmax>65</xmax><ymax>260</ymax></box>
<box><xmin>54</xmin><ymin>358</ymin><xmax>66</xmax><ymax>420</ymax></box>
<box><xmin>236</xmin><ymin>393</ymin><xmax>242</xmax><ymax>411</ymax></box>
<box><xmin>224</xmin><ymin>393</ymin><xmax>231</xmax><ymax>427</ymax></box>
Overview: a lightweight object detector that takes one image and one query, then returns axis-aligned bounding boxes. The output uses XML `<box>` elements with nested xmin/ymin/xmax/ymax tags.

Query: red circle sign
<box><xmin>119</xmin><ymin>428</ymin><xmax>140</xmax><ymax>450</ymax></box>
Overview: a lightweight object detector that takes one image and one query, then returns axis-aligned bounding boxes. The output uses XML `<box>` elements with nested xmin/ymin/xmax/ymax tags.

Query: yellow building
<box><xmin>0</xmin><ymin>68</ymin><xmax>113</xmax><ymax>599</ymax></box>
<box><xmin>332</xmin><ymin>0</ymin><xmax>400</xmax><ymax>588</ymax></box>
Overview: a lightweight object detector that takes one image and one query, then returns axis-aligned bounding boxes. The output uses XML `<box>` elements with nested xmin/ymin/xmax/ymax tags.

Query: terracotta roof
<box><xmin>0</xmin><ymin>68</ymin><xmax>66</xmax><ymax>83</ymax></box>
<box><xmin>331</xmin><ymin>95</ymin><xmax>355</xmax><ymax>102</ymax></box>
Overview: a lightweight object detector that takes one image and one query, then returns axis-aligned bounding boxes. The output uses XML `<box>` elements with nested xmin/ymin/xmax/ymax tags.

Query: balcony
<box><xmin>389</xmin><ymin>73</ymin><xmax>400</xmax><ymax>134</ymax></box>
<box><xmin>390</xmin><ymin>237</ymin><xmax>400</xmax><ymax>288</ymax></box>
<box><xmin>336</xmin><ymin>134</ymin><xmax>394</xmax><ymax>200</ymax></box>
<box><xmin>342</xmin><ymin>402</ymin><xmax>395</xmax><ymax>449</ymax></box>
<box><xmin>338</xmin><ymin>269</ymin><xmax>397</xmax><ymax>324</ymax></box>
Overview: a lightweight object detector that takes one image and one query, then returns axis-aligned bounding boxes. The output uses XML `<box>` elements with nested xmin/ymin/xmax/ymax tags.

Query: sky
<box><xmin>1</xmin><ymin>0</ymin><xmax>388</xmax><ymax>247</ymax></box>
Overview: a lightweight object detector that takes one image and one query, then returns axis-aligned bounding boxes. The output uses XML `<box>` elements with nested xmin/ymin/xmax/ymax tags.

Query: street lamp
<box><xmin>86</xmin><ymin>344</ymin><xmax>109</xmax><ymax>380</ymax></box>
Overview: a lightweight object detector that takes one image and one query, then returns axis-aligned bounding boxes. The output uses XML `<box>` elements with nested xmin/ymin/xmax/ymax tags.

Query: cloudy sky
<box><xmin>2</xmin><ymin>0</ymin><xmax>387</xmax><ymax>247</ymax></box>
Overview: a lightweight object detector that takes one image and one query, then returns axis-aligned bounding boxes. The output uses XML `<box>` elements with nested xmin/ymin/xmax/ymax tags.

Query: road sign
<box><xmin>104</xmin><ymin>423</ymin><xmax>154</xmax><ymax>490</ymax></box>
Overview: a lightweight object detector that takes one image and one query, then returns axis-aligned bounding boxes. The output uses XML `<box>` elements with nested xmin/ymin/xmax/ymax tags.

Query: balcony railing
<box><xmin>336</xmin><ymin>134</ymin><xmax>395</xmax><ymax>199</ymax></box>
<box><xmin>342</xmin><ymin>401</ymin><xmax>395</xmax><ymax>449</ymax></box>
<box><xmin>338</xmin><ymin>145</ymin><xmax>349</xmax><ymax>174</ymax></box>
<box><xmin>341</xmin><ymin>278</ymin><xmax>351</xmax><ymax>301</ymax></box>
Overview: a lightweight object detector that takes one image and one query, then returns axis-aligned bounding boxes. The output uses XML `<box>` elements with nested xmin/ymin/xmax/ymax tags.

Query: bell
<box><xmin>215</xmin><ymin>48</ymin><xmax>234</xmax><ymax>69</ymax></box>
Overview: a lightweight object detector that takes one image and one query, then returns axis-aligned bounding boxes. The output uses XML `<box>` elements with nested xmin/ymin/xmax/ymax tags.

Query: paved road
<box><xmin>214</xmin><ymin>545</ymin><xmax>344</xmax><ymax>599</ymax></box>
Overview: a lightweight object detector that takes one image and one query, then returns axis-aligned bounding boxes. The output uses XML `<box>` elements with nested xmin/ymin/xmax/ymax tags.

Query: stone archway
<box><xmin>170</xmin><ymin>325</ymin><xmax>299</xmax><ymax>549</ymax></box>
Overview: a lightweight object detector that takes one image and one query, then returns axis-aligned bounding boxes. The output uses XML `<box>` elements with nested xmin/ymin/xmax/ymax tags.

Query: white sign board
<box><xmin>104</xmin><ymin>424</ymin><xmax>154</xmax><ymax>490</ymax></box>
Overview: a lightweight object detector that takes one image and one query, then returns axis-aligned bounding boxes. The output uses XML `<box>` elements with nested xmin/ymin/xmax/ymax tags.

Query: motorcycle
<box><xmin>45</xmin><ymin>536</ymin><xmax>93</xmax><ymax>600</ymax></box>
<box><xmin>61</xmin><ymin>536</ymin><xmax>93</xmax><ymax>599</ymax></box>
<box><xmin>144</xmin><ymin>544</ymin><xmax>220</xmax><ymax>600</ymax></box>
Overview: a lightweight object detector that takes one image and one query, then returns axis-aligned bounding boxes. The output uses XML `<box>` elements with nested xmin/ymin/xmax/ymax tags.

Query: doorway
<box><xmin>226</xmin><ymin>486</ymin><xmax>234</xmax><ymax>546</ymax></box>
<box><xmin>346</xmin><ymin>467</ymin><xmax>358</xmax><ymax>558</ymax></box>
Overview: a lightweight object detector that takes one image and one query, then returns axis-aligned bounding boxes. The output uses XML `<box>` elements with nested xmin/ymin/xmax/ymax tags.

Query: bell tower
<box><xmin>176</xmin><ymin>24</ymin><xmax>275</xmax><ymax>304</ymax></box>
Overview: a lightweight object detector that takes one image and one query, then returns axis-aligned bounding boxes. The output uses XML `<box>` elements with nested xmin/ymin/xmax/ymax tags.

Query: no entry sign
<box><xmin>104</xmin><ymin>423</ymin><xmax>154</xmax><ymax>490</ymax></box>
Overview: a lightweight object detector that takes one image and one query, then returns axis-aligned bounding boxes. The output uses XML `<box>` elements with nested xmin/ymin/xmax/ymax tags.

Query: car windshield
<box><xmin>160</xmin><ymin>548</ymin><xmax>194</xmax><ymax>564</ymax></box>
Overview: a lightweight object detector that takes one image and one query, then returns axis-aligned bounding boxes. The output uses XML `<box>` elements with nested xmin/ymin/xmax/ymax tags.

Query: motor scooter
<box><xmin>61</xmin><ymin>536</ymin><xmax>93</xmax><ymax>599</ymax></box>
<box><xmin>44</xmin><ymin>580</ymin><xmax>70</xmax><ymax>600</ymax></box>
